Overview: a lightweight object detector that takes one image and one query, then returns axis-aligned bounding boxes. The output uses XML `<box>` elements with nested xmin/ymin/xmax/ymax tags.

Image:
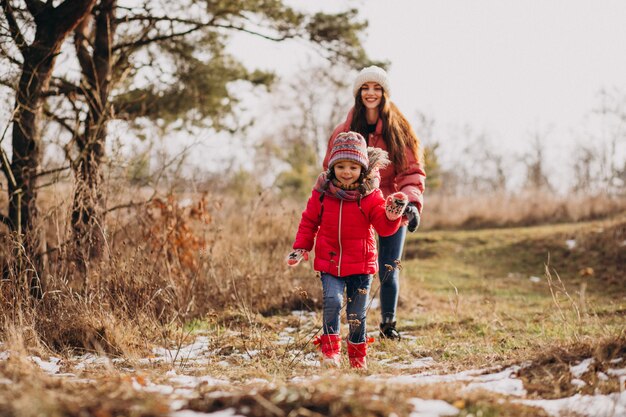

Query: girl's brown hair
<box><xmin>350</xmin><ymin>90</ymin><xmax>422</xmax><ymax>170</ymax></box>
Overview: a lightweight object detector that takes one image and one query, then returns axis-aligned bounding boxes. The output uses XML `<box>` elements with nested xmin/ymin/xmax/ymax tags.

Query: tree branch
<box><xmin>35</xmin><ymin>165</ymin><xmax>70</xmax><ymax>178</ymax></box>
<box><xmin>73</xmin><ymin>12</ymin><xmax>94</xmax><ymax>81</ymax></box>
<box><xmin>42</xmin><ymin>77</ymin><xmax>83</xmax><ymax>98</ymax></box>
<box><xmin>212</xmin><ymin>23</ymin><xmax>293</xmax><ymax>42</ymax></box>
<box><xmin>51</xmin><ymin>0</ymin><xmax>96</xmax><ymax>36</ymax></box>
<box><xmin>0</xmin><ymin>145</ymin><xmax>9</xmax><ymax>183</ymax></box>
<box><xmin>113</xmin><ymin>23</ymin><xmax>204</xmax><ymax>51</ymax></box>
<box><xmin>0</xmin><ymin>42</ymin><xmax>23</xmax><ymax>66</ymax></box>
<box><xmin>0</xmin><ymin>77</ymin><xmax>17</xmax><ymax>91</ymax></box>
<box><xmin>0</xmin><ymin>211</ymin><xmax>12</xmax><ymax>228</ymax></box>
<box><xmin>105</xmin><ymin>199</ymin><xmax>149</xmax><ymax>214</ymax></box>
<box><xmin>43</xmin><ymin>108</ymin><xmax>78</xmax><ymax>136</ymax></box>
<box><xmin>112</xmin><ymin>19</ymin><xmax>293</xmax><ymax>52</ymax></box>
<box><xmin>1</xmin><ymin>0</ymin><xmax>28</xmax><ymax>55</ymax></box>
<box><xmin>35</xmin><ymin>177</ymin><xmax>70</xmax><ymax>190</ymax></box>
<box><xmin>23</xmin><ymin>0</ymin><xmax>45</xmax><ymax>19</ymax></box>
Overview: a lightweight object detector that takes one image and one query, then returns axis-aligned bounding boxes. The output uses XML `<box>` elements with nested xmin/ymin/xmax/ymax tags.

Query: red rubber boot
<box><xmin>347</xmin><ymin>339</ymin><xmax>370</xmax><ymax>369</ymax></box>
<box><xmin>313</xmin><ymin>334</ymin><xmax>342</xmax><ymax>368</ymax></box>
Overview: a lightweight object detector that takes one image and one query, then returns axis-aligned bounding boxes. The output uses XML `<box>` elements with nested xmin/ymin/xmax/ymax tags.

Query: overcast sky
<box><xmin>226</xmin><ymin>1</ymin><xmax>626</xmax><ymax>170</ymax></box>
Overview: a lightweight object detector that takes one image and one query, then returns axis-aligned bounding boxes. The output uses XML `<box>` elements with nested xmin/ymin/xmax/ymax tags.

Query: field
<box><xmin>0</xmin><ymin>192</ymin><xmax>625</xmax><ymax>417</ymax></box>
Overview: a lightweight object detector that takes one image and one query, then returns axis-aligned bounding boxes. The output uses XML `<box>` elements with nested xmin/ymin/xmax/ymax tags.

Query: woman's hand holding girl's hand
<box><xmin>286</xmin><ymin>249</ymin><xmax>309</xmax><ymax>266</ymax></box>
<box><xmin>385</xmin><ymin>192</ymin><xmax>409</xmax><ymax>221</ymax></box>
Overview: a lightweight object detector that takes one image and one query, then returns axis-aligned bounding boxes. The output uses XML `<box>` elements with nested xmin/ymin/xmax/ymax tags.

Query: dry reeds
<box><xmin>424</xmin><ymin>190</ymin><xmax>626</xmax><ymax>230</ymax></box>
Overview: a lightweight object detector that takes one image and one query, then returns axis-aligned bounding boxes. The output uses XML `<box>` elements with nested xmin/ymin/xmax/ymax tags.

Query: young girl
<box><xmin>323</xmin><ymin>66</ymin><xmax>426</xmax><ymax>340</ymax></box>
<box><xmin>286</xmin><ymin>131</ymin><xmax>408</xmax><ymax>369</ymax></box>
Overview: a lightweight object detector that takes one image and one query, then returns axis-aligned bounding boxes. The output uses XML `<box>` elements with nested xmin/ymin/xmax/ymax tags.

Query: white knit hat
<box><xmin>352</xmin><ymin>65</ymin><xmax>390</xmax><ymax>97</ymax></box>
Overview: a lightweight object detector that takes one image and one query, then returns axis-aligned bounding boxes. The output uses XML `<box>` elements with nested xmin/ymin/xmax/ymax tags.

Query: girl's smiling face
<box><xmin>333</xmin><ymin>160</ymin><xmax>362</xmax><ymax>187</ymax></box>
<box><xmin>360</xmin><ymin>82</ymin><xmax>383</xmax><ymax>110</ymax></box>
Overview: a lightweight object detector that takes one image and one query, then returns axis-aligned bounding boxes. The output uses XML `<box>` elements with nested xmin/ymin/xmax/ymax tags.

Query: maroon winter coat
<box><xmin>323</xmin><ymin>108</ymin><xmax>426</xmax><ymax>213</ymax></box>
<box><xmin>293</xmin><ymin>188</ymin><xmax>401</xmax><ymax>277</ymax></box>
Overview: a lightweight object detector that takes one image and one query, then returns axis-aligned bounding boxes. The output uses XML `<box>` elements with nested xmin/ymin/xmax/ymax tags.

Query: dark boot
<box><xmin>379</xmin><ymin>321</ymin><xmax>401</xmax><ymax>340</ymax></box>
<box><xmin>347</xmin><ymin>340</ymin><xmax>369</xmax><ymax>369</ymax></box>
<box><xmin>313</xmin><ymin>334</ymin><xmax>341</xmax><ymax>368</ymax></box>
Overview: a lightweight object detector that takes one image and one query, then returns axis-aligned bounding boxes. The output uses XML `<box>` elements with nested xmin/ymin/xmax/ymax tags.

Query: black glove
<box><xmin>403</xmin><ymin>203</ymin><xmax>420</xmax><ymax>233</ymax></box>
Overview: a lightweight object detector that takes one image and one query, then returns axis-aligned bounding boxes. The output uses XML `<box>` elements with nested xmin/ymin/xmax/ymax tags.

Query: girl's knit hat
<box><xmin>352</xmin><ymin>65</ymin><xmax>391</xmax><ymax>97</ymax></box>
<box><xmin>328</xmin><ymin>132</ymin><xmax>368</xmax><ymax>170</ymax></box>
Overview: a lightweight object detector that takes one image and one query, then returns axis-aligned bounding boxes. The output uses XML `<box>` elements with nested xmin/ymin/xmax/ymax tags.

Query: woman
<box><xmin>322</xmin><ymin>66</ymin><xmax>426</xmax><ymax>340</ymax></box>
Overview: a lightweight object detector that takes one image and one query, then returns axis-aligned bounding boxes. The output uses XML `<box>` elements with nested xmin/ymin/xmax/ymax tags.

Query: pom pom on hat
<box><xmin>328</xmin><ymin>132</ymin><xmax>369</xmax><ymax>170</ymax></box>
<box><xmin>352</xmin><ymin>65</ymin><xmax>390</xmax><ymax>97</ymax></box>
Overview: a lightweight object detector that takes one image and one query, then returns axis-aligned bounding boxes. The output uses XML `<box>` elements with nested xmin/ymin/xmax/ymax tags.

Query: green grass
<box><xmin>395</xmin><ymin>214</ymin><xmax>625</xmax><ymax>369</ymax></box>
<box><xmin>1</xmin><ymin>213</ymin><xmax>624</xmax><ymax>417</ymax></box>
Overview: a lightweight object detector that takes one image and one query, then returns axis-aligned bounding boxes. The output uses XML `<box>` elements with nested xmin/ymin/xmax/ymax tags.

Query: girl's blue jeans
<box><xmin>378</xmin><ymin>225</ymin><xmax>407</xmax><ymax>323</ymax></box>
<box><xmin>320</xmin><ymin>273</ymin><xmax>372</xmax><ymax>343</ymax></box>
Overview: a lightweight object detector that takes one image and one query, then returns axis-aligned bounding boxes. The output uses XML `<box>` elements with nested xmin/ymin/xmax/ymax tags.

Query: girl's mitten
<box><xmin>385</xmin><ymin>192</ymin><xmax>409</xmax><ymax>221</ymax></box>
<box><xmin>286</xmin><ymin>249</ymin><xmax>309</xmax><ymax>266</ymax></box>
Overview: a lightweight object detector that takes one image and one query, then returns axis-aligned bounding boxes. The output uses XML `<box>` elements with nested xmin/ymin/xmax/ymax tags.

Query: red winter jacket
<box><xmin>323</xmin><ymin>108</ymin><xmax>426</xmax><ymax>213</ymax></box>
<box><xmin>293</xmin><ymin>189</ymin><xmax>401</xmax><ymax>277</ymax></box>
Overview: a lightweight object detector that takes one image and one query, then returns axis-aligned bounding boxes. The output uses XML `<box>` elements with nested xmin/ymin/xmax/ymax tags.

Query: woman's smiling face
<box><xmin>360</xmin><ymin>82</ymin><xmax>383</xmax><ymax>110</ymax></box>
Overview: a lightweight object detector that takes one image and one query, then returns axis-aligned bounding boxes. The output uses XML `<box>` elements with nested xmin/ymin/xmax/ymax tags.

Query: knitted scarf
<box><xmin>315</xmin><ymin>147</ymin><xmax>390</xmax><ymax>201</ymax></box>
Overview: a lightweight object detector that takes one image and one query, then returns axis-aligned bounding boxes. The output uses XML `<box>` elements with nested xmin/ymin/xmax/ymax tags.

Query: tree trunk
<box><xmin>71</xmin><ymin>0</ymin><xmax>116</xmax><ymax>269</ymax></box>
<box><xmin>4</xmin><ymin>0</ymin><xmax>97</xmax><ymax>295</ymax></box>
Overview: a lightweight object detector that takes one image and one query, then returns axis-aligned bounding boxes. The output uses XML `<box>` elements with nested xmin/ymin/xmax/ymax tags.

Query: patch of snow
<box><xmin>245</xmin><ymin>378</ymin><xmax>270</xmax><ymax>385</ymax></box>
<box><xmin>570</xmin><ymin>358</ymin><xmax>594</xmax><ymax>378</ymax></box>
<box><xmin>529</xmin><ymin>276</ymin><xmax>542</xmax><ymax>283</ymax></box>
<box><xmin>145</xmin><ymin>383</ymin><xmax>175</xmax><ymax>395</ymax></box>
<box><xmin>171</xmin><ymin>408</ymin><xmax>246</xmax><ymax>417</ymax></box>
<box><xmin>517</xmin><ymin>391</ymin><xmax>626</xmax><ymax>417</ymax></box>
<box><xmin>290</xmin><ymin>310</ymin><xmax>317</xmax><ymax>318</ymax></box>
<box><xmin>170</xmin><ymin>399</ymin><xmax>187</xmax><ymax>411</ymax></box>
<box><xmin>610</xmin><ymin>358</ymin><xmax>623</xmax><ymax>364</ymax></box>
<box><xmin>369</xmin><ymin>298</ymin><xmax>380</xmax><ymax>310</ymax></box>
<box><xmin>276</xmin><ymin>334</ymin><xmax>295</xmax><ymax>345</ymax></box>
<box><xmin>0</xmin><ymin>351</ymin><xmax>9</xmax><ymax>360</ymax></box>
<box><xmin>565</xmin><ymin>239</ymin><xmax>577</xmax><ymax>249</ymax></box>
<box><xmin>243</xmin><ymin>350</ymin><xmax>259</xmax><ymax>359</ymax></box>
<box><xmin>462</xmin><ymin>367</ymin><xmax>526</xmax><ymax>396</ymax></box>
<box><xmin>31</xmin><ymin>356</ymin><xmax>61</xmax><ymax>374</ymax></box>
<box><xmin>0</xmin><ymin>377</ymin><xmax>13</xmax><ymax>384</ymax></box>
<box><xmin>166</xmin><ymin>372</ymin><xmax>230</xmax><ymax>388</ymax></box>
<box><xmin>73</xmin><ymin>353</ymin><xmax>112</xmax><ymax>371</ymax></box>
<box><xmin>464</xmin><ymin>377</ymin><xmax>525</xmax><ymax>396</ymax></box>
<box><xmin>385</xmin><ymin>357</ymin><xmax>436</xmax><ymax>370</ymax></box>
<box><xmin>290</xmin><ymin>374</ymin><xmax>321</xmax><ymax>383</ymax></box>
<box><xmin>572</xmin><ymin>378</ymin><xmax>586</xmax><ymax>388</ymax></box>
<box><xmin>300</xmin><ymin>352</ymin><xmax>320</xmax><ymax>367</ymax></box>
<box><xmin>607</xmin><ymin>368</ymin><xmax>626</xmax><ymax>377</ymax></box>
<box><xmin>409</xmin><ymin>398</ymin><xmax>459</xmax><ymax>417</ymax></box>
<box><xmin>597</xmin><ymin>371</ymin><xmax>609</xmax><ymax>381</ymax></box>
<box><xmin>372</xmin><ymin>367</ymin><xmax>495</xmax><ymax>385</ymax></box>
<box><xmin>153</xmin><ymin>336</ymin><xmax>213</xmax><ymax>363</ymax></box>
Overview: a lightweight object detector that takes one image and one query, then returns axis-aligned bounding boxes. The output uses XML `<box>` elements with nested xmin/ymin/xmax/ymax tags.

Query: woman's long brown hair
<box><xmin>350</xmin><ymin>91</ymin><xmax>422</xmax><ymax>170</ymax></box>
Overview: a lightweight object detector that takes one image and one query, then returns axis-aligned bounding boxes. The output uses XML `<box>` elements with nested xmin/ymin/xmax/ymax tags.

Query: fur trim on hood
<box><xmin>364</xmin><ymin>147</ymin><xmax>390</xmax><ymax>179</ymax></box>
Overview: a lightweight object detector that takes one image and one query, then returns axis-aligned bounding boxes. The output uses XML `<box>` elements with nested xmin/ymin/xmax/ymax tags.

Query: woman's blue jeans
<box><xmin>378</xmin><ymin>225</ymin><xmax>407</xmax><ymax>323</ymax></box>
<box><xmin>321</xmin><ymin>273</ymin><xmax>372</xmax><ymax>343</ymax></box>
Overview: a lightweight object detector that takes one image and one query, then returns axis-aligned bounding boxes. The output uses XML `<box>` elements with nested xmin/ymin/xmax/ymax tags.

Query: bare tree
<box><xmin>2</xmin><ymin>0</ymin><xmax>374</xmax><ymax>276</ymax></box>
<box><xmin>524</xmin><ymin>131</ymin><xmax>552</xmax><ymax>192</ymax></box>
<box><xmin>0</xmin><ymin>0</ymin><xmax>97</xmax><ymax>295</ymax></box>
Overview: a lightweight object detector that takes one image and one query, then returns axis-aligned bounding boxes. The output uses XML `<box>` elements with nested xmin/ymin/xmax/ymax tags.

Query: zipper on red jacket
<box><xmin>337</xmin><ymin>199</ymin><xmax>343</xmax><ymax>276</ymax></box>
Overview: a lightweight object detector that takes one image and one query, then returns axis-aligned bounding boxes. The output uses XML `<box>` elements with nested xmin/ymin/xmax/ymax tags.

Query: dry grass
<box><xmin>0</xmin><ymin>181</ymin><xmax>625</xmax><ymax>416</ymax></box>
<box><xmin>423</xmin><ymin>190</ymin><xmax>626</xmax><ymax>230</ymax></box>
